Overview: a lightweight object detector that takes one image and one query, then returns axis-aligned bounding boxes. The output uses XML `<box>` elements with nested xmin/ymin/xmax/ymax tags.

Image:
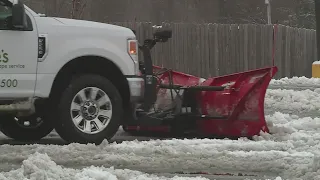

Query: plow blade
<box><xmin>197</xmin><ymin>66</ymin><xmax>278</xmax><ymax>137</ymax></box>
<box><xmin>126</xmin><ymin>66</ymin><xmax>278</xmax><ymax>138</ymax></box>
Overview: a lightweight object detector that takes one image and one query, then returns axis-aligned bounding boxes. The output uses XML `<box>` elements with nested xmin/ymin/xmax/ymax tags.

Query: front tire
<box><xmin>0</xmin><ymin>114</ymin><xmax>54</xmax><ymax>141</ymax></box>
<box><xmin>54</xmin><ymin>74</ymin><xmax>123</xmax><ymax>144</ymax></box>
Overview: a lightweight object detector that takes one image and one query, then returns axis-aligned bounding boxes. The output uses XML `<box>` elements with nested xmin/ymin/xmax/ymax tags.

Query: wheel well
<box><xmin>49</xmin><ymin>56</ymin><xmax>131</xmax><ymax>113</ymax></box>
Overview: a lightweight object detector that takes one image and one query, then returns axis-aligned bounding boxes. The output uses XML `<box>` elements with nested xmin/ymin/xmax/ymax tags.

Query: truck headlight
<box><xmin>127</xmin><ymin>39</ymin><xmax>139</xmax><ymax>75</ymax></box>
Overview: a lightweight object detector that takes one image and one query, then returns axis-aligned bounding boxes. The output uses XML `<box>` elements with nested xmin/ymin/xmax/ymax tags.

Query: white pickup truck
<box><xmin>0</xmin><ymin>0</ymin><xmax>144</xmax><ymax>144</ymax></box>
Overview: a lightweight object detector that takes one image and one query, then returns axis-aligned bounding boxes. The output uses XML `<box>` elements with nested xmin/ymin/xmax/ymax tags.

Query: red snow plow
<box><xmin>123</xmin><ymin>27</ymin><xmax>278</xmax><ymax>139</ymax></box>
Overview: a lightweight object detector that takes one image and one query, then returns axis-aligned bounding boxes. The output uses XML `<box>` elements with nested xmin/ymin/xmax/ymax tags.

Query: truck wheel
<box><xmin>0</xmin><ymin>114</ymin><xmax>54</xmax><ymax>141</ymax></box>
<box><xmin>54</xmin><ymin>74</ymin><xmax>122</xmax><ymax>144</ymax></box>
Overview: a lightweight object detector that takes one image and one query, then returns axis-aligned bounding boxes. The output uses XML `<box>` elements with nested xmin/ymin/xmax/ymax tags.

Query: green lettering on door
<box><xmin>0</xmin><ymin>50</ymin><xmax>9</xmax><ymax>63</ymax></box>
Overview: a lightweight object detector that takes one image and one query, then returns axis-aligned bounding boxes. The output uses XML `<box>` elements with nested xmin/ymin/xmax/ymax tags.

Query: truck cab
<box><xmin>0</xmin><ymin>0</ymin><xmax>144</xmax><ymax>144</ymax></box>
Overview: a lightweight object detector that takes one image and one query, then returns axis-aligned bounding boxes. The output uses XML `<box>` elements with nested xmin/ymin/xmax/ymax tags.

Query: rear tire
<box><xmin>53</xmin><ymin>74</ymin><xmax>123</xmax><ymax>144</ymax></box>
<box><xmin>0</xmin><ymin>114</ymin><xmax>54</xmax><ymax>141</ymax></box>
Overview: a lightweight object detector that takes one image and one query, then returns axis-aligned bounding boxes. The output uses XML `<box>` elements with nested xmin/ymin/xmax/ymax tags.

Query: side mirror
<box><xmin>153</xmin><ymin>29</ymin><xmax>172</xmax><ymax>42</ymax></box>
<box><xmin>11</xmin><ymin>0</ymin><xmax>27</xmax><ymax>29</ymax></box>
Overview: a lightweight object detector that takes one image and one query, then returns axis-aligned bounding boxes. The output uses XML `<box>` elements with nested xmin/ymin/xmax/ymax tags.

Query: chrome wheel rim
<box><xmin>70</xmin><ymin>87</ymin><xmax>112</xmax><ymax>134</ymax></box>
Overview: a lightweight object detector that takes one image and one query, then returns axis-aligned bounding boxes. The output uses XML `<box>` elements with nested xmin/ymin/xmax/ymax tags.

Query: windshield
<box><xmin>0</xmin><ymin>1</ymin><xmax>12</xmax><ymax>19</ymax></box>
<box><xmin>0</xmin><ymin>4</ymin><xmax>11</xmax><ymax>18</ymax></box>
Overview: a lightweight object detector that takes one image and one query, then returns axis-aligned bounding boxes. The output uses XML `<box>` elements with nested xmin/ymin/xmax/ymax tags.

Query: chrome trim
<box><xmin>126</xmin><ymin>77</ymin><xmax>144</xmax><ymax>102</ymax></box>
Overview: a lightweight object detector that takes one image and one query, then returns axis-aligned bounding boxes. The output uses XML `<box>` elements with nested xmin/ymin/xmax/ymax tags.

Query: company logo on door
<box><xmin>0</xmin><ymin>50</ymin><xmax>9</xmax><ymax>63</ymax></box>
<box><xmin>0</xmin><ymin>50</ymin><xmax>25</xmax><ymax>69</ymax></box>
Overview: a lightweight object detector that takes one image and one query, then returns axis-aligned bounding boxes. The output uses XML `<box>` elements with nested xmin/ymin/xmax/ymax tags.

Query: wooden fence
<box><xmin>109</xmin><ymin>22</ymin><xmax>317</xmax><ymax>79</ymax></box>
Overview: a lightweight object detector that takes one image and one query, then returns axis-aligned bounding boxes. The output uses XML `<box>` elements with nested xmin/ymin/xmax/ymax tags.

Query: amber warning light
<box><xmin>128</xmin><ymin>40</ymin><xmax>137</xmax><ymax>55</ymax></box>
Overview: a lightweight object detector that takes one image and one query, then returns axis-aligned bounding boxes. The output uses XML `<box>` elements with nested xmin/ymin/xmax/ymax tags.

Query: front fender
<box><xmin>37</xmin><ymin>38</ymin><xmax>134</xmax><ymax>75</ymax></box>
<box><xmin>35</xmin><ymin>37</ymin><xmax>135</xmax><ymax>98</ymax></box>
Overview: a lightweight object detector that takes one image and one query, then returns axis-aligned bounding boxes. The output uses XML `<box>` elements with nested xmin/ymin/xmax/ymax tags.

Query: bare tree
<box><xmin>275</xmin><ymin>0</ymin><xmax>315</xmax><ymax>29</ymax></box>
<box><xmin>217</xmin><ymin>0</ymin><xmax>266</xmax><ymax>24</ymax></box>
<box><xmin>70</xmin><ymin>0</ymin><xmax>88</xmax><ymax>19</ymax></box>
<box><xmin>295</xmin><ymin>0</ymin><xmax>315</xmax><ymax>29</ymax></box>
<box><xmin>24</xmin><ymin>0</ymin><xmax>316</xmax><ymax>29</ymax></box>
<box><xmin>43</xmin><ymin>0</ymin><xmax>69</xmax><ymax>17</ymax></box>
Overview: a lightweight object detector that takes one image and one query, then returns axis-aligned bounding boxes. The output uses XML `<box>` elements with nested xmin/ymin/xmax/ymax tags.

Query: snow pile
<box><xmin>313</xmin><ymin>61</ymin><xmax>320</xmax><ymax>65</ymax></box>
<box><xmin>265</xmin><ymin>88</ymin><xmax>320</xmax><ymax>115</ymax></box>
<box><xmin>257</xmin><ymin>112</ymin><xmax>320</xmax><ymax>179</ymax></box>
<box><xmin>0</xmin><ymin>152</ymin><xmax>209</xmax><ymax>180</ymax></box>
<box><xmin>270</xmin><ymin>76</ymin><xmax>320</xmax><ymax>87</ymax></box>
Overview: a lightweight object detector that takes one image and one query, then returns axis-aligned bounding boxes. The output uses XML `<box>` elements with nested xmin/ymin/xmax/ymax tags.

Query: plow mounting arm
<box><xmin>138</xmin><ymin>27</ymin><xmax>173</xmax><ymax>111</ymax></box>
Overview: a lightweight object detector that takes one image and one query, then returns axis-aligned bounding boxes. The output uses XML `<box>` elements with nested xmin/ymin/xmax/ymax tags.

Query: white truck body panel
<box><xmin>0</xmin><ymin>7</ymin><xmax>37</xmax><ymax>98</ymax></box>
<box><xmin>0</xmin><ymin>1</ymin><xmax>142</xmax><ymax>99</ymax></box>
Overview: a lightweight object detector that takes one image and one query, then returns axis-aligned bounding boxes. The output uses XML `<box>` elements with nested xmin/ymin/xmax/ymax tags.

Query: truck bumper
<box><xmin>126</xmin><ymin>77</ymin><xmax>144</xmax><ymax>102</ymax></box>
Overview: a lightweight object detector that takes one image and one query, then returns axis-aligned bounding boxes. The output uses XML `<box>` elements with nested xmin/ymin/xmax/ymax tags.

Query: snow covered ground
<box><xmin>270</xmin><ymin>76</ymin><xmax>320</xmax><ymax>87</ymax></box>
<box><xmin>0</xmin><ymin>76</ymin><xmax>320</xmax><ymax>180</ymax></box>
<box><xmin>269</xmin><ymin>76</ymin><xmax>320</xmax><ymax>90</ymax></box>
<box><xmin>265</xmin><ymin>88</ymin><xmax>320</xmax><ymax>117</ymax></box>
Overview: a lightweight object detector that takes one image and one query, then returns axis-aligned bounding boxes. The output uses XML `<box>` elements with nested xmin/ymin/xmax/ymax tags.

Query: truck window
<box><xmin>0</xmin><ymin>3</ymin><xmax>12</xmax><ymax>30</ymax></box>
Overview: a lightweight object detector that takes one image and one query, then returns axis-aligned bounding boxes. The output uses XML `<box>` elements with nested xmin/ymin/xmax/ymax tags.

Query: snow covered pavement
<box><xmin>0</xmin><ymin>113</ymin><xmax>317</xmax><ymax>180</ymax></box>
<box><xmin>0</xmin><ymin>76</ymin><xmax>320</xmax><ymax>180</ymax></box>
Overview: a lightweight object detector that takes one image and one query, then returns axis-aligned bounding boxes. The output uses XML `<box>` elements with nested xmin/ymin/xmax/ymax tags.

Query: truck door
<box><xmin>0</xmin><ymin>1</ymin><xmax>38</xmax><ymax>98</ymax></box>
